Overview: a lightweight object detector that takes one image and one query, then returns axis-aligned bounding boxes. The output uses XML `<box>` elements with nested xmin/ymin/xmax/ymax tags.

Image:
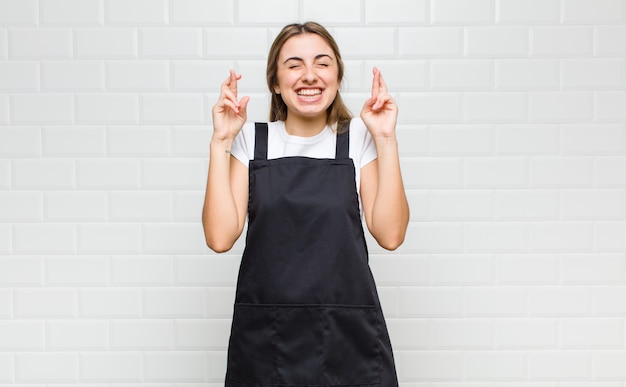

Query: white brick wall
<box><xmin>1</xmin><ymin>0</ymin><xmax>626</xmax><ymax>385</ymax></box>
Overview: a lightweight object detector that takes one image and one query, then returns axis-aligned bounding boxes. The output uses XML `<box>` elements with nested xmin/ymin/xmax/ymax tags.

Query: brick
<box><xmin>398</xmin><ymin>125</ymin><xmax>428</xmax><ymax>156</ymax></box>
<box><xmin>77</xmin><ymin>159</ymin><xmax>140</xmax><ymax>189</ymax></box>
<box><xmin>78</xmin><ymin>224</ymin><xmax>141</xmax><ymax>253</ymax></box>
<box><xmin>0</xmin><ymin>191</ymin><xmax>42</xmax><ymax>222</ymax></box>
<box><xmin>111</xmin><ymin>255</ymin><xmax>173</xmax><ymax>285</ymax></box>
<box><xmin>430</xmin><ymin>60</ymin><xmax>493</xmax><ymax>90</ymax></box>
<box><xmin>596</xmin><ymin>157</ymin><xmax>626</xmax><ymax>186</ymax></box>
<box><xmin>531</xmin><ymin>92</ymin><xmax>594</xmax><ymax>123</ymax></box>
<box><xmin>401</xmin><ymin>287</ymin><xmax>462</xmax><ymax>317</ymax></box>
<box><xmin>402</xmin><ymin>158</ymin><xmax>463</xmax><ymax>189</ymax></box>
<box><xmin>398</xmin><ymin>93</ymin><xmax>462</xmax><ymax>123</ymax></box>
<box><xmin>0</xmin><ymin>61</ymin><xmax>39</xmax><ymax>91</ymax></box>
<box><xmin>495</xmin><ymin>59</ymin><xmax>559</xmax><ymax>90</ymax></box>
<box><xmin>562</xmin><ymin>253</ymin><xmax>624</xmax><ymax>284</ymax></box>
<box><xmin>15</xmin><ymin>353</ymin><xmax>78</xmax><ymax>382</ymax></box>
<box><xmin>430</xmin><ymin>319</ymin><xmax>493</xmax><ymax>348</ymax></box>
<box><xmin>365</xmin><ymin>60</ymin><xmax>427</xmax><ymax>91</ymax></box>
<box><xmin>495</xmin><ymin>125</ymin><xmax>558</xmax><ymax>155</ymax></box>
<box><xmin>41</xmin><ymin>61</ymin><xmax>104</xmax><ymax>91</ymax></box>
<box><xmin>43</xmin><ymin>126</ymin><xmax>106</xmax><ymax>156</ymax></box>
<box><xmin>596</xmin><ymin>92</ymin><xmax>626</xmax><ymax>122</ymax></box>
<box><xmin>0</xmin><ymin>0</ymin><xmax>37</xmax><ymax>25</ymax></box>
<box><xmin>370</xmin><ymin>255</ymin><xmax>428</xmax><ymax>285</ymax></box>
<box><xmin>143</xmin><ymin>288</ymin><xmax>206</xmax><ymax>318</ymax></box>
<box><xmin>531</xmin><ymin>26</ymin><xmax>593</xmax><ymax>57</ymax></box>
<box><xmin>8</xmin><ymin>28</ymin><xmax>72</xmax><ymax>59</ymax></box>
<box><xmin>107</xmin><ymin>61</ymin><xmax>169</xmax><ymax>91</ymax></box>
<box><xmin>106</xmin><ymin>0</ymin><xmax>167</xmax><ymax>25</ymax></box>
<box><xmin>596</xmin><ymin>26</ymin><xmax>626</xmax><ymax>56</ymax></box>
<box><xmin>14</xmin><ymin>224</ymin><xmax>75</xmax><ymax>254</ymax></box>
<box><xmin>530</xmin><ymin>157</ymin><xmax>592</xmax><ymax>187</ymax></box>
<box><xmin>594</xmin><ymin>351</ymin><xmax>626</xmax><ymax>379</ymax></box>
<box><xmin>464</xmin><ymin>92</ymin><xmax>527</xmax><ymax>123</ymax></box>
<box><xmin>496</xmin><ymin>254</ymin><xmax>559</xmax><ymax>284</ymax></box>
<box><xmin>11</xmin><ymin>94</ymin><xmax>74</xmax><ymax>124</ymax></box>
<box><xmin>0</xmin><ymin>321</ymin><xmax>44</xmax><ymax>350</ymax></box>
<box><xmin>496</xmin><ymin>0</ymin><xmax>559</xmax><ymax>23</ymax></box>
<box><xmin>111</xmin><ymin>320</ymin><xmax>173</xmax><ymax>349</ymax></box>
<box><xmin>495</xmin><ymin>318</ymin><xmax>558</xmax><ymax>348</ymax></box>
<box><xmin>432</xmin><ymin>0</ymin><xmax>493</xmax><ymax>24</ymax></box>
<box><xmin>175</xmin><ymin>255</ymin><xmax>238</xmax><ymax>286</ymax></box>
<box><xmin>237</xmin><ymin>0</ymin><xmax>298</xmax><ymax>24</ymax></box>
<box><xmin>431</xmin><ymin>190</ymin><xmax>492</xmax><ymax>219</ymax></box>
<box><xmin>172</xmin><ymin>190</ymin><xmax>203</xmax><ymax>221</ymax></box>
<box><xmin>141</xmin><ymin>94</ymin><xmax>204</xmax><ymax>124</ymax></box>
<box><xmin>40</xmin><ymin>0</ymin><xmax>101</xmax><ymax>25</ymax></box>
<box><xmin>561</xmin><ymin>318</ymin><xmax>624</xmax><ymax>348</ymax></box>
<box><xmin>465</xmin><ymin>157</ymin><xmax>527</xmax><ymax>187</ymax></box>
<box><xmin>429</xmin><ymin>254</ymin><xmax>493</xmax><ymax>284</ymax></box>
<box><xmin>0</xmin><ymin>225</ymin><xmax>9</xmax><ymax>253</ymax></box>
<box><xmin>142</xmin><ymin>159</ymin><xmax>205</xmax><ymax>189</ymax></box>
<box><xmin>205</xmin><ymin>27</ymin><xmax>268</xmax><ymax>58</ymax></box>
<box><xmin>365</xmin><ymin>0</ymin><xmax>426</xmax><ymax>24</ymax></box>
<box><xmin>46</xmin><ymin>255</ymin><xmax>108</xmax><ymax>285</ymax></box>
<box><xmin>0</xmin><ymin>95</ymin><xmax>6</xmax><ymax>125</ymax></box>
<box><xmin>330</xmin><ymin>28</ymin><xmax>397</xmax><ymax>58</ymax></box>
<box><xmin>77</xmin><ymin>94</ymin><xmax>139</xmax><ymax>123</ymax></box>
<box><xmin>495</xmin><ymin>190</ymin><xmax>558</xmax><ymax>220</ymax></box>
<box><xmin>14</xmin><ymin>288</ymin><xmax>76</xmax><ymax>318</ymax></box>
<box><xmin>79</xmin><ymin>289</ymin><xmax>141</xmax><ymax>317</ymax></box>
<box><xmin>0</xmin><ymin>29</ymin><xmax>5</xmax><ymax>59</ymax></box>
<box><xmin>170</xmin><ymin>0</ymin><xmax>234</xmax><ymax>25</ymax></box>
<box><xmin>75</xmin><ymin>28</ymin><xmax>137</xmax><ymax>58</ymax></box>
<box><xmin>109</xmin><ymin>191</ymin><xmax>172</xmax><ymax>221</ymax></box>
<box><xmin>234</xmin><ymin>60</ymin><xmax>266</xmax><ymax>91</ymax></box>
<box><xmin>0</xmin><ymin>127</ymin><xmax>41</xmax><ymax>157</ymax></box>
<box><xmin>143</xmin><ymin>223</ymin><xmax>209</xmax><ymax>254</ymax></box>
<box><xmin>465</xmin><ymin>351</ymin><xmax>527</xmax><ymax>380</ymax></box>
<box><xmin>561</xmin><ymin>124</ymin><xmax>624</xmax><ymax>155</ymax></box>
<box><xmin>531</xmin><ymin>222</ymin><xmax>593</xmax><ymax>252</ymax></box>
<box><xmin>207</xmin><ymin>287</ymin><xmax>235</xmax><ymax>317</ymax></box>
<box><xmin>140</xmin><ymin>28</ymin><xmax>202</xmax><ymax>58</ymax></box>
<box><xmin>47</xmin><ymin>320</ymin><xmax>108</xmax><ymax>349</ymax></box>
<box><xmin>561</xmin><ymin>59</ymin><xmax>625</xmax><ymax>90</ymax></box>
<box><xmin>594</xmin><ymin>286</ymin><xmax>626</xmax><ymax>315</ymax></box>
<box><xmin>178</xmin><ymin>60</ymin><xmax>235</xmax><ymax>92</ymax></box>
<box><xmin>172</xmin><ymin>126</ymin><xmax>211</xmax><ymax>156</ymax></box>
<box><xmin>429</xmin><ymin>125</ymin><xmax>492</xmax><ymax>155</ymax></box>
<box><xmin>0</xmin><ymin>256</ymin><xmax>43</xmax><ymax>285</ymax></box>
<box><xmin>466</xmin><ymin>27</ymin><xmax>528</xmax><ymax>57</ymax></box>
<box><xmin>399</xmin><ymin>27</ymin><xmax>462</xmax><ymax>57</ymax></box>
<box><xmin>81</xmin><ymin>352</ymin><xmax>142</xmax><ymax>381</ymax></box>
<box><xmin>529</xmin><ymin>287</ymin><xmax>592</xmax><ymax>316</ymax></box>
<box><xmin>44</xmin><ymin>191</ymin><xmax>107</xmax><ymax>222</ymax></box>
<box><xmin>561</xmin><ymin>190</ymin><xmax>624</xmax><ymax>220</ymax></box>
<box><xmin>13</xmin><ymin>159</ymin><xmax>75</xmax><ymax>189</ymax></box>
<box><xmin>465</xmin><ymin>287</ymin><xmax>527</xmax><ymax>316</ymax></box>
<box><xmin>595</xmin><ymin>222</ymin><xmax>626</xmax><ymax>251</ymax></box>
<box><xmin>465</xmin><ymin>222</ymin><xmax>527</xmax><ymax>252</ymax></box>
<box><xmin>386</xmin><ymin>319</ymin><xmax>430</xmax><ymax>349</ymax></box>
<box><xmin>563</xmin><ymin>0</ymin><xmax>625</xmax><ymax>23</ymax></box>
<box><xmin>143</xmin><ymin>352</ymin><xmax>207</xmax><ymax>382</ymax></box>
<box><xmin>400</xmin><ymin>351</ymin><xmax>463</xmax><ymax>380</ymax></box>
<box><xmin>302</xmin><ymin>0</ymin><xmax>360</xmax><ymax>24</ymax></box>
<box><xmin>528</xmin><ymin>351</ymin><xmax>591</xmax><ymax>380</ymax></box>
<box><xmin>108</xmin><ymin>126</ymin><xmax>170</xmax><ymax>156</ymax></box>
<box><xmin>175</xmin><ymin>319</ymin><xmax>231</xmax><ymax>349</ymax></box>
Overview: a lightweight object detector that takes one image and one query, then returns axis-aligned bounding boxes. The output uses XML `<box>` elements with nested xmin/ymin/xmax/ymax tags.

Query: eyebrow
<box><xmin>282</xmin><ymin>54</ymin><xmax>333</xmax><ymax>64</ymax></box>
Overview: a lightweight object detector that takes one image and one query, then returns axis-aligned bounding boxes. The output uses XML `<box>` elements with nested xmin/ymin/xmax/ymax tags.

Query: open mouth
<box><xmin>296</xmin><ymin>88</ymin><xmax>323</xmax><ymax>100</ymax></box>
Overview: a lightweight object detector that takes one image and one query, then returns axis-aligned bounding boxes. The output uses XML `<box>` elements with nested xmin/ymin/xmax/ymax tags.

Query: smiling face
<box><xmin>273</xmin><ymin>33</ymin><xmax>341</xmax><ymax>123</ymax></box>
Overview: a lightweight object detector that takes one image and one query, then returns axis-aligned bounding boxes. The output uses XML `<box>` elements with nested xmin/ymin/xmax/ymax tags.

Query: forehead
<box><xmin>279</xmin><ymin>33</ymin><xmax>334</xmax><ymax>60</ymax></box>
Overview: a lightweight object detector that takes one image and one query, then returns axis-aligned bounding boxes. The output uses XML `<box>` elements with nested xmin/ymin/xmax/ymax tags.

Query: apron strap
<box><xmin>335</xmin><ymin>120</ymin><xmax>350</xmax><ymax>159</ymax></box>
<box><xmin>254</xmin><ymin>122</ymin><xmax>269</xmax><ymax>161</ymax></box>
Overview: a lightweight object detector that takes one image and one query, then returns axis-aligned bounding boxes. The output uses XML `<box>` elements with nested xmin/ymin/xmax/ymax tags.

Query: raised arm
<box><xmin>359</xmin><ymin>67</ymin><xmax>410</xmax><ymax>250</ymax></box>
<box><xmin>202</xmin><ymin>70</ymin><xmax>250</xmax><ymax>253</ymax></box>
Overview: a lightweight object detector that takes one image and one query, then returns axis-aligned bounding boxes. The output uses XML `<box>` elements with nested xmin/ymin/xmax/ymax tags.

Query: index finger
<box><xmin>224</xmin><ymin>69</ymin><xmax>242</xmax><ymax>94</ymax></box>
<box><xmin>371</xmin><ymin>67</ymin><xmax>381</xmax><ymax>97</ymax></box>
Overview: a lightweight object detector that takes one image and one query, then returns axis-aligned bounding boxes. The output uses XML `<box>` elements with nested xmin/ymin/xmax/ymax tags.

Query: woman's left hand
<box><xmin>360</xmin><ymin>67</ymin><xmax>398</xmax><ymax>138</ymax></box>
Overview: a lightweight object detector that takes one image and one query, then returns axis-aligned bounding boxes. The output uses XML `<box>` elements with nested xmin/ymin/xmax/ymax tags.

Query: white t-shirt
<box><xmin>230</xmin><ymin>117</ymin><xmax>378</xmax><ymax>196</ymax></box>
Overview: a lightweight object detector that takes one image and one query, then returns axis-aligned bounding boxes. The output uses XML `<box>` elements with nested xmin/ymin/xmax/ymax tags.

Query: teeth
<box><xmin>298</xmin><ymin>89</ymin><xmax>322</xmax><ymax>96</ymax></box>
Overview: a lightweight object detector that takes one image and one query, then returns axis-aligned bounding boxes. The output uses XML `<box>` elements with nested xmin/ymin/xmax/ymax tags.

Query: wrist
<box><xmin>210</xmin><ymin>137</ymin><xmax>234</xmax><ymax>153</ymax></box>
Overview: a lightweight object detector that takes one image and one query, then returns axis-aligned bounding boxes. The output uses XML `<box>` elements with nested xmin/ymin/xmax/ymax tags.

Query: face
<box><xmin>273</xmin><ymin>33</ymin><xmax>340</xmax><ymax>121</ymax></box>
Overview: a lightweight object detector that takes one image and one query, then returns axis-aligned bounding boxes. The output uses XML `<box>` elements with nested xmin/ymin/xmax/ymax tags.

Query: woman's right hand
<box><xmin>211</xmin><ymin>69</ymin><xmax>250</xmax><ymax>141</ymax></box>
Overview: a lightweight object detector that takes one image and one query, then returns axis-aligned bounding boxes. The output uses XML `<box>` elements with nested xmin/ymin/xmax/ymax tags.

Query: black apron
<box><xmin>225</xmin><ymin>122</ymin><xmax>398</xmax><ymax>387</ymax></box>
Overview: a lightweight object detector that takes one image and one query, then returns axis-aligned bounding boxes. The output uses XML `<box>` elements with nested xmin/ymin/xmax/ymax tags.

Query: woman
<box><xmin>203</xmin><ymin>22</ymin><xmax>409</xmax><ymax>387</ymax></box>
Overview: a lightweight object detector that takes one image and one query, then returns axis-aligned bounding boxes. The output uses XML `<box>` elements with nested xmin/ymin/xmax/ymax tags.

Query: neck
<box><xmin>284</xmin><ymin>113</ymin><xmax>328</xmax><ymax>137</ymax></box>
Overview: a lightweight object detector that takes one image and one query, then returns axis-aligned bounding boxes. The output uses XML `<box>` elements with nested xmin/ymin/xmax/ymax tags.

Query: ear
<box><xmin>273</xmin><ymin>85</ymin><xmax>281</xmax><ymax>94</ymax></box>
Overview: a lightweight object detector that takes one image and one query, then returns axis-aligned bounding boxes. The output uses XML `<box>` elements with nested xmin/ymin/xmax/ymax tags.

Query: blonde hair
<box><xmin>266</xmin><ymin>22</ymin><xmax>352</xmax><ymax>129</ymax></box>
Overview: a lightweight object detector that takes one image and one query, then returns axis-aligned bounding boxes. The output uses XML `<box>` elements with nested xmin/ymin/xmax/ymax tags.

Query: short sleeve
<box><xmin>349</xmin><ymin>118</ymin><xmax>377</xmax><ymax>170</ymax></box>
<box><xmin>229</xmin><ymin>122</ymin><xmax>256</xmax><ymax>168</ymax></box>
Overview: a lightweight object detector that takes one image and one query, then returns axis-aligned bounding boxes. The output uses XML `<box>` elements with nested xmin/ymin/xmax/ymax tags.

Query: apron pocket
<box><xmin>323</xmin><ymin>305</ymin><xmax>381</xmax><ymax>385</ymax></box>
<box><xmin>227</xmin><ymin>304</ymin><xmax>277</xmax><ymax>383</ymax></box>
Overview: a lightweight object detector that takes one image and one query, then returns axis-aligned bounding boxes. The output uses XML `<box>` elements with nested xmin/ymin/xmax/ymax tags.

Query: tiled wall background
<box><xmin>1</xmin><ymin>0</ymin><xmax>626</xmax><ymax>385</ymax></box>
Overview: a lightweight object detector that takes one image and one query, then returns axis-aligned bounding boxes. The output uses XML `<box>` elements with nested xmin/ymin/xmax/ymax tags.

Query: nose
<box><xmin>302</xmin><ymin>65</ymin><xmax>318</xmax><ymax>83</ymax></box>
